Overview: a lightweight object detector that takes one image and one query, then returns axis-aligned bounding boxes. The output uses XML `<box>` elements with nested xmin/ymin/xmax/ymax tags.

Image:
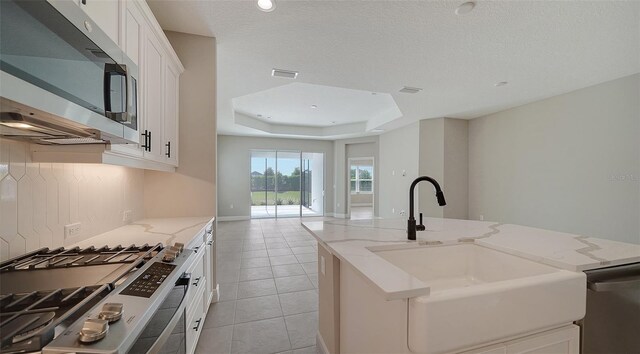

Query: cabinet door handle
<box><xmin>141</xmin><ymin>130</ymin><xmax>149</xmax><ymax>151</ymax></box>
<box><xmin>193</xmin><ymin>246</ymin><xmax>200</xmax><ymax>253</ymax></box>
<box><xmin>193</xmin><ymin>277</ymin><xmax>201</xmax><ymax>286</ymax></box>
<box><xmin>207</xmin><ymin>240</ymin><xmax>213</xmax><ymax>246</ymax></box>
<box><xmin>193</xmin><ymin>318</ymin><xmax>202</xmax><ymax>332</ymax></box>
<box><xmin>165</xmin><ymin>141</ymin><xmax>171</xmax><ymax>158</ymax></box>
<box><xmin>148</xmin><ymin>130</ymin><xmax>152</xmax><ymax>151</ymax></box>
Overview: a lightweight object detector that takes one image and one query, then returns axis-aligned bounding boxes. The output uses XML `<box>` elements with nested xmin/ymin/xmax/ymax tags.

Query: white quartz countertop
<box><xmin>72</xmin><ymin>216</ymin><xmax>215</xmax><ymax>249</ymax></box>
<box><xmin>302</xmin><ymin>218</ymin><xmax>640</xmax><ymax>300</ymax></box>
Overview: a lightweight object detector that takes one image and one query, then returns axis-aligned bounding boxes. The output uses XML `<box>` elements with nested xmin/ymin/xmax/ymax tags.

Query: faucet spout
<box><xmin>407</xmin><ymin>176</ymin><xmax>446</xmax><ymax>240</ymax></box>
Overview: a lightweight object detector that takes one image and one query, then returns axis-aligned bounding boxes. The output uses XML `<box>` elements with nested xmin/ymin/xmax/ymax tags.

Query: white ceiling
<box><xmin>147</xmin><ymin>0</ymin><xmax>640</xmax><ymax>140</ymax></box>
<box><xmin>233</xmin><ymin>83</ymin><xmax>401</xmax><ymax>136</ymax></box>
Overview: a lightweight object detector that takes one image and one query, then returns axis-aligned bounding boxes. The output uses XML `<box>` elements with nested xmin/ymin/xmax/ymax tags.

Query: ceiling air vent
<box><xmin>399</xmin><ymin>86</ymin><xmax>423</xmax><ymax>94</ymax></box>
<box><xmin>271</xmin><ymin>69</ymin><xmax>298</xmax><ymax>79</ymax></box>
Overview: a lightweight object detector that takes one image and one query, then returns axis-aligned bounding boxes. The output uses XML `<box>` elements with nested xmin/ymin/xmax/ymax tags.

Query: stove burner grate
<box><xmin>0</xmin><ymin>243</ymin><xmax>163</xmax><ymax>353</ymax></box>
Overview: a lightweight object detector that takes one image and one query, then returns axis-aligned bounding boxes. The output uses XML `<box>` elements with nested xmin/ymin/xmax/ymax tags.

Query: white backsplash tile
<box><xmin>0</xmin><ymin>138</ymin><xmax>144</xmax><ymax>261</ymax></box>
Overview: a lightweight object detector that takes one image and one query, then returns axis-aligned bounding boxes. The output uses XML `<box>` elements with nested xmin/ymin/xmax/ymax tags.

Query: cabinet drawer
<box><xmin>187</xmin><ymin>249</ymin><xmax>206</xmax><ymax>306</ymax></box>
<box><xmin>186</xmin><ymin>281</ymin><xmax>206</xmax><ymax>354</ymax></box>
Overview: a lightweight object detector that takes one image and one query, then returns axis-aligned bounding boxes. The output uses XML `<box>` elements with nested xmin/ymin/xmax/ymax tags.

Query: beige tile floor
<box><xmin>197</xmin><ymin>218</ymin><xmax>331</xmax><ymax>354</ymax></box>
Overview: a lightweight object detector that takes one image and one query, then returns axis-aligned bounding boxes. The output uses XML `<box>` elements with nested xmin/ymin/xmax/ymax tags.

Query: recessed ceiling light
<box><xmin>371</xmin><ymin>92</ymin><xmax>377</xmax><ymax>95</ymax></box>
<box><xmin>257</xmin><ymin>114</ymin><xmax>263</xmax><ymax>118</ymax></box>
<box><xmin>455</xmin><ymin>1</ymin><xmax>476</xmax><ymax>15</ymax></box>
<box><xmin>257</xmin><ymin>0</ymin><xmax>275</xmax><ymax>12</ymax></box>
<box><xmin>399</xmin><ymin>86</ymin><xmax>423</xmax><ymax>94</ymax></box>
<box><xmin>495</xmin><ymin>81</ymin><xmax>508</xmax><ymax>87</ymax></box>
<box><xmin>331</xmin><ymin>121</ymin><xmax>336</xmax><ymax>124</ymax></box>
<box><xmin>271</xmin><ymin>68</ymin><xmax>298</xmax><ymax>79</ymax></box>
<box><xmin>310</xmin><ymin>105</ymin><xmax>318</xmax><ymax>109</ymax></box>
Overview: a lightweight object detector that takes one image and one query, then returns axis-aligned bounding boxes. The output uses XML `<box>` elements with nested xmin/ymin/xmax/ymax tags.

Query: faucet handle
<box><xmin>417</xmin><ymin>213</ymin><xmax>426</xmax><ymax>231</ymax></box>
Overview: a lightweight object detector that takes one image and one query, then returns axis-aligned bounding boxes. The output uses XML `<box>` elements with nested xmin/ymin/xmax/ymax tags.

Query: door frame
<box><xmin>347</xmin><ymin>157</ymin><xmax>375</xmax><ymax>219</ymax></box>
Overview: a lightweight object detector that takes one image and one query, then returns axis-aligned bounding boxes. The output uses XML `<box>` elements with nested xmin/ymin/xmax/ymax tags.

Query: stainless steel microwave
<box><xmin>0</xmin><ymin>0</ymin><xmax>139</xmax><ymax>144</ymax></box>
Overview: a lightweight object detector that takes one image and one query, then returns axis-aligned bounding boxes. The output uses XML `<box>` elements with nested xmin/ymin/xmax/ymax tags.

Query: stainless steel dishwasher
<box><xmin>581</xmin><ymin>262</ymin><xmax>640</xmax><ymax>354</ymax></box>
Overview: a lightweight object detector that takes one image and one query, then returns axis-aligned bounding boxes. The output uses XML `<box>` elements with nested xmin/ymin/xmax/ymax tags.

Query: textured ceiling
<box><xmin>147</xmin><ymin>0</ymin><xmax>640</xmax><ymax>139</ymax></box>
<box><xmin>232</xmin><ymin>83</ymin><xmax>401</xmax><ymax>135</ymax></box>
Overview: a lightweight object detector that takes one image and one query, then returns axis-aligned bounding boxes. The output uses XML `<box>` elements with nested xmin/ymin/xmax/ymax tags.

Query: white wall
<box><xmin>442</xmin><ymin>118</ymin><xmax>469</xmax><ymax>219</ymax></box>
<box><xmin>469</xmin><ymin>74</ymin><xmax>640</xmax><ymax>244</ymax></box>
<box><xmin>418</xmin><ymin>119</ymin><xmax>445</xmax><ymax>218</ymax></box>
<box><xmin>217</xmin><ymin>135</ymin><xmax>334</xmax><ymax>219</ymax></box>
<box><xmin>0</xmin><ymin>138</ymin><xmax>144</xmax><ymax>260</ymax></box>
<box><xmin>309</xmin><ymin>152</ymin><xmax>324</xmax><ymax>213</ymax></box>
<box><xmin>144</xmin><ymin>32</ymin><xmax>217</xmax><ymax>218</ymax></box>
<box><xmin>378</xmin><ymin>122</ymin><xmax>420</xmax><ymax>219</ymax></box>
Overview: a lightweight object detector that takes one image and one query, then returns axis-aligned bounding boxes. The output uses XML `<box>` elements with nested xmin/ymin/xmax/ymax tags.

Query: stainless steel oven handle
<box><xmin>587</xmin><ymin>276</ymin><xmax>640</xmax><ymax>292</ymax></box>
<box><xmin>146</xmin><ymin>273</ymin><xmax>191</xmax><ymax>354</ymax></box>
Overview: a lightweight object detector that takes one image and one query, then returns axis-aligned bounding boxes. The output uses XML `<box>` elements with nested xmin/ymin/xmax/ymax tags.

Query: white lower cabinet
<box><xmin>187</xmin><ymin>247</ymin><xmax>206</xmax><ymax>306</ymax></box>
<box><xmin>461</xmin><ymin>326</ymin><xmax>580</xmax><ymax>354</ymax></box>
<box><xmin>186</xmin><ymin>278</ymin><xmax>206</xmax><ymax>354</ymax></box>
<box><xmin>506</xmin><ymin>325</ymin><xmax>579</xmax><ymax>354</ymax></box>
<box><xmin>183</xmin><ymin>220</ymin><xmax>216</xmax><ymax>354</ymax></box>
<box><xmin>204</xmin><ymin>233</ymin><xmax>215</xmax><ymax>304</ymax></box>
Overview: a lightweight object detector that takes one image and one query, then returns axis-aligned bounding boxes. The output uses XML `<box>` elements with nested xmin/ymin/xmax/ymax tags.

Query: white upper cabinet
<box><xmin>74</xmin><ymin>0</ymin><xmax>120</xmax><ymax>45</ymax></box>
<box><xmin>137</xmin><ymin>0</ymin><xmax>183</xmax><ymax>167</ymax></box>
<box><xmin>163</xmin><ymin>61</ymin><xmax>180</xmax><ymax>166</ymax></box>
<box><xmin>142</xmin><ymin>30</ymin><xmax>166</xmax><ymax>163</ymax></box>
<box><xmin>122</xmin><ymin>1</ymin><xmax>144</xmax><ymax>65</ymax></box>
<box><xmin>32</xmin><ymin>0</ymin><xmax>183</xmax><ymax>171</ymax></box>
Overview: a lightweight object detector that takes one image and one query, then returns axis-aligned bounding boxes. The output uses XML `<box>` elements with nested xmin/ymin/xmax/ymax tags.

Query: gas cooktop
<box><xmin>0</xmin><ymin>244</ymin><xmax>162</xmax><ymax>353</ymax></box>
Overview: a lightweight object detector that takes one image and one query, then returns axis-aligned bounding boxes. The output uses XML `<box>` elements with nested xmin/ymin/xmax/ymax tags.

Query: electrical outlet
<box><xmin>230</xmin><ymin>204</ymin><xmax>234</xmax><ymax>209</ymax></box>
<box><xmin>123</xmin><ymin>210</ymin><xmax>133</xmax><ymax>223</ymax></box>
<box><xmin>64</xmin><ymin>223</ymin><xmax>81</xmax><ymax>239</ymax></box>
<box><xmin>479</xmin><ymin>215</ymin><xmax>484</xmax><ymax>221</ymax></box>
<box><xmin>392</xmin><ymin>208</ymin><xmax>395</xmax><ymax>214</ymax></box>
<box><xmin>400</xmin><ymin>210</ymin><xmax>406</xmax><ymax>216</ymax></box>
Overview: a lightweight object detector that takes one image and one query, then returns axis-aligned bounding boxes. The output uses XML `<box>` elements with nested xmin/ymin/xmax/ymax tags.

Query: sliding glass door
<box><xmin>276</xmin><ymin>151</ymin><xmax>302</xmax><ymax>218</ymax></box>
<box><xmin>302</xmin><ymin>152</ymin><xmax>324</xmax><ymax>216</ymax></box>
<box><xmin>250</xmin><ymin>151</ymin><xmax>277</xmax><ymax>218</ymax></box>
<box><xmin>250</xmin><ymin>150</ymin><xmax>324</xmax><ymax>218</ymax></box>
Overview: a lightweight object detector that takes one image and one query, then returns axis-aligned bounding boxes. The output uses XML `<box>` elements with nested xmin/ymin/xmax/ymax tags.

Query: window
<box><xmin>350</xmin><ymin>165</ymin><xmax>373</xmax><ymax>194</ymax></box>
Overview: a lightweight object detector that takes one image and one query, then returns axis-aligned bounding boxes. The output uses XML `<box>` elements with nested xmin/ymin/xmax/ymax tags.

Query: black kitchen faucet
<box><xmin>407</xmin><ymin>176</ymin><xmax>446</xmax><ymax>240</ymax></box>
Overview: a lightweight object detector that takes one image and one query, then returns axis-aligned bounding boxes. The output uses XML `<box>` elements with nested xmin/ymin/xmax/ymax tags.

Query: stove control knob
<box><xmin>169</xmin><ymin>245</ymin><xmax>181</xmax><ymax>255</ymax></box>
<box><xmin>163</xmin><ymin>250</ymin><xmax>177</xmax><ymax>262</ymax></box>
<box><xmin>98</xmin><ymin>303</ymin><xmax>123</xmax><ymax>323</ymax></box>
<box><xmin>79</xmin><ymin>318</ymin><xmax>109</xmax><ymax>343</ymax></box>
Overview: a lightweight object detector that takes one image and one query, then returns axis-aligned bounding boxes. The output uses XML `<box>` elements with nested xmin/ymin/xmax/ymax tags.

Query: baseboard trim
<box><xmin>317</xmin><ymin>332</ymin><xmax>330</xmax><ymax>354</ymax></box>
<box><xmin>217</xmin><ymin>216</ymin><xmax>250</xmax><ymax>221</ymax></box>
<box><xmin>332</xmin><ymin>213</ymin><xmax>348</xmax><ymax>219</ymax></box>
<box><xmin>210</xmin><ymin>283</ymin><xmax>220</xmax><ymax>303</ymax></box>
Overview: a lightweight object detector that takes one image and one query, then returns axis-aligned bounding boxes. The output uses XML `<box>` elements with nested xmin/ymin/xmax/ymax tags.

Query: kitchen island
<box><xmin>303</xmin><ymin>218</ymin><xmax>640</xmax><ymax>354</ymax></box>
